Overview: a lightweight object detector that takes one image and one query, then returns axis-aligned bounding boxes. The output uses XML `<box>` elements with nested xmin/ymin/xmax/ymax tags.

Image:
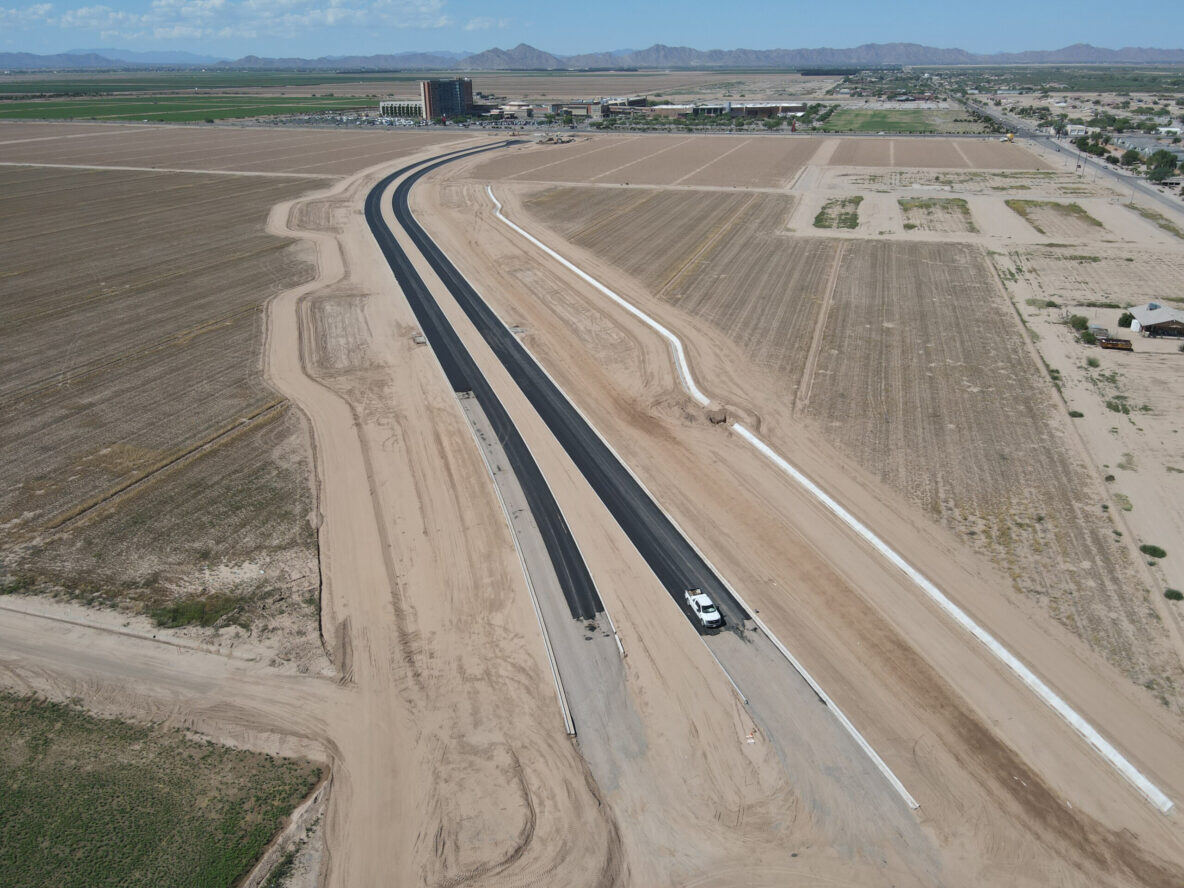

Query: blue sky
<box><xmin>0</xmin><ymin>0</ymin><xmax>1179</xmax><ymax>58</ymax></box>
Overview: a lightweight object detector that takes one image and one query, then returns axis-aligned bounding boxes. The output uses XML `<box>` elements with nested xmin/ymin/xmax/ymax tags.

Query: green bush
<box><xmin>1069</xmin><ymin>410</ymin><xmax>1084</xmax><ymax>418</ymax></box>
<box><xmin>149</xmin><ymin>593</ymin><xmax>248</xmax><ymax>628</ymax></box>
<box><xmin>1166</xmin><ymin>589</ymin><xmax>1183</xmax><ymax>601</ymax></box>
<box><xmin>1080</xmin><ymin>331</ymin><xmax>1097</xmax><ymax>345</ymax></box>
<box><xmin>1068</xmin><ymin>314</ymin><xmax>1090</xmax><ymax>331</ymax></box>
<box><xmin>1086</xmin><ymin>357</ymin><xmax>1100</xmax><ymax>368</ymax></box>
<box><xmin>1118</xmin><ymin>312</ymin><xmax>1134</xmax><ymax>328</ymax></box>
<box><xmin>1140</xmin><ymin>544</ymin><xmax>1168</xmax><ymax>559</ymax></box>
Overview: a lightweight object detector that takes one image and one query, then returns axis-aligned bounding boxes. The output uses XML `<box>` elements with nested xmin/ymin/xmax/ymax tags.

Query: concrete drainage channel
<box><xmin>486</xmin><ymin>184</ymin><xmax>1175</xmax><ymax>816</ymax></box>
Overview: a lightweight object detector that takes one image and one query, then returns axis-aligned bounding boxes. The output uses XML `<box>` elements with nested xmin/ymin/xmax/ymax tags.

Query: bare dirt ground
<box><xmin>514</xmin><ymin>178</ymin><xmax>1180</xmax><ymax>707</ymax></box>
<box><xmin>467</xmin><ymin>133</ymin><xmax>822</xmax><ymax>188</ymax></box>
<box><xmin>828</xmin><ymin>137</ymin><xmax>1050</xmax><ymax>169</ymax></box>
<box><xmin>7</xmin><ymin>122</ymin><xmax>1184</xmax><ymax>886</ymax></box>
<box><xmin>0</xmin><ymin>121</ymin><xmax>476</xmax><ymax>175</ymax></box>
<box><xmin>898</xmin><ymin>196</ymin><xmax>977</xmax><ymax>232</ymax></box>
<box><xmin>409</xmin><ymin>135</ymin><xmax>1184</xmax><ymax>884</ymax></box>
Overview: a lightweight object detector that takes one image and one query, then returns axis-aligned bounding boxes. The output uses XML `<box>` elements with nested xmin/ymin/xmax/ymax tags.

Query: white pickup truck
<box><xmin>684</xmin><ymin>589</ymin><xmax>722</xmax><ymax>629</ymax></box>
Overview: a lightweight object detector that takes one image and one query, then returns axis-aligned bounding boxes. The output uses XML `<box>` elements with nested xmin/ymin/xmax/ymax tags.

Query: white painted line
<box><xmin>487</xmin><ymin>186</ymin><xmax>711</xmax><ymax>406</ymax></box>
<box><xmin>460</xmin><ymin>397</ymin><xmax>576</xmax><ymax>736</ymax></box>
<box><xmin>703</xmin><ymin>641</ymin><xmax>749</xmax><ymax>705</ymax></box>
<box><xmin>486</xmin><ymin>185</ymin><xmax>1176</xmax><ymax>815</ymax></box>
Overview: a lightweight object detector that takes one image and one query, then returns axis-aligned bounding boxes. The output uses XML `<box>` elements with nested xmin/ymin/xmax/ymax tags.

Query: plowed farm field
<box><xmin>520</xmin><ymin>185</ymin><xmax>1166</xmax><ymax>697</ymax></box>
<box><xmin>1005</xmin><ymin>246</ymin><xmax>1184</xmax><ymax>307</ymax></box>
<box><xmin>0</xmin><ymin>164</ymin><xmax>321</xmax><ymax>634</ymax></box>
<box><xmin>0</xmin><ymin>122</ymin><xmax>475</xmax><ymax>174</ymax></box>
<box><xmin>828</xmin><ymin>137</ymin><xmax>1048</xmax><ymax>169</ymax></box>
<box><xmin>470</xmin><ymin>134</ymin><xmax>820</xmax><ymax>187</ymax></box>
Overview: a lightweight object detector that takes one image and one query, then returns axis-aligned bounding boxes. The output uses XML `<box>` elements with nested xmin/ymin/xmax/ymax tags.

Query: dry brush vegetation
<box><xmin>522</xmin><ymin>185</ymin><xmax>1176</xmax><ymax>708</ymax></box>
<box><xmin>898</xmin><ymin>196</ymin><xmax>978</xmax><ymax>232</ymax></box>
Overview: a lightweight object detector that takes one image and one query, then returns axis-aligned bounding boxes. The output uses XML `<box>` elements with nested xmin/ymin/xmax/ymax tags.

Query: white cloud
<box><xmin>0</xmin><ymin>0</ymin><xmax>451</xmax><ymax>37</ymax></box>
<box><xmin>463</xmin><ymin>15</ymin><xmax>508</xmax><ymax>31</ymax></box>
<box><xmin>0</xmin><ymin>3</ymin><xmax>54</xmax><ymax>26</ymax></box>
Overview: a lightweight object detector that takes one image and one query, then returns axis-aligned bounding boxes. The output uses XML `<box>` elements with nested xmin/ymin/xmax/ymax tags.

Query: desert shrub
<box><xmin>1118</xmin><ymin>311</ymin><xmax>1134</xmax><ymax>328</ymax></box>
<box><xmin>1140</xmin><ymin>544</ymin><xmax>1168</xmax><ymax>559</ymax></box>
<box><xmin>1068</xmin><ymin>314</ymin><xmax>1090</xmax><ymax>331</ymax></box>
<box><xmin>1166</xmin><ymin>589</ymin><xmax>1184</xmax><ymax>601</ymax></box>
<box><xmin>1069</xmin><ymin>410</ymin><xmax>1084</xmax><ymax>418</ymax></box>
<box><xmin>1081</xmin><ymin>331</ymin><xmax>1097</xmax><ymax>345</ymax></box>
<box><xmin>1087</xmin><ymin>357</ymin><xmax>1100</xmax><ymax>368</ymax></box>
<box><xmin>149</xmin><ymin>593</ymin><xmax>248</xmax><ymax>628</ymax></box>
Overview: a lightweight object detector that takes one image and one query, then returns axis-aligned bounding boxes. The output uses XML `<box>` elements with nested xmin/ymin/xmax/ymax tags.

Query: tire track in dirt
<box><xmin>794</xmin><ymin>240</ymin><xmax>845</xmax><ymax>416</ymax></box>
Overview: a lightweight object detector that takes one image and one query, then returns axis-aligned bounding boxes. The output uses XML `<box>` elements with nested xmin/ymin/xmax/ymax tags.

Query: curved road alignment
<box><xmin>486</xmin><ymin>185</ymin><xmax>1176</xmax><ymax>815</ymax></box>
<box><xmin>387</xmin><ymin>157</ymin><xmax>920</xmax><ymax>811</ymax></box>
<box><xmin>364</xmin><ymin>144</ymin><xmax>604</xmax><ymax>623</ymax></box>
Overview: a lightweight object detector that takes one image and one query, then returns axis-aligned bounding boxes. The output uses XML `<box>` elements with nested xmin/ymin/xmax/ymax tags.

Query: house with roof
<box><xmin>1130</xmin><ymin>302</ymin><xmax>1184</xmax><ymax>337</ymax></box>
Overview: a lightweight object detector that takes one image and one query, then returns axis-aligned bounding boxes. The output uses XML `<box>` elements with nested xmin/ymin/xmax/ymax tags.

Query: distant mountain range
<box><xmin>67</xmin><ymin>47</ymin><xmax>227</xmax><ymax>64</ymax></box>
<box><xmin>4</xmin><ymin>42</ymin><xmax>1184</xmax><ymax>72</ymax></box>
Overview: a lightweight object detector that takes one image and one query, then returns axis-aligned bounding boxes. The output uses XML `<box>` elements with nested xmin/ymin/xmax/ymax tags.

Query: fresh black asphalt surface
<box><xmin>365</xmin><ymin>143</ymin><xmax>603</xmax><ymax>622</ymax></box>
<box><xmin>376</xmin><ymin>146</ymin><xmax>750</xmax><ymax>632</ymax></box>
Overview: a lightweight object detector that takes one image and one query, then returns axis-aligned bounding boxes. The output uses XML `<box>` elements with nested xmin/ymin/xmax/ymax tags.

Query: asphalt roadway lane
<box><xmin>364</xmin><ymin>143</ymin><xmax>603</xmax><ymax>622</ymax></box>
<box><xmin>389</xmin><ymin>153</ymin><xmax>751</xmax><ymax>633</ymax></box>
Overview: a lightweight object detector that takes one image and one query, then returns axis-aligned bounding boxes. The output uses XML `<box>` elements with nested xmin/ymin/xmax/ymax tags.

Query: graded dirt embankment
<box><xmin>418</xmin><ymin>141</ymin><xmax>1184</xmax><ymax>885</ymax></box>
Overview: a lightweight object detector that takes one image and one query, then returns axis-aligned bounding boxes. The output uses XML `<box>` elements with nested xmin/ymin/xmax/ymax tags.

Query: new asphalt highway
<box><xmin>364</xmin><ymin>142</ymin><xmax>603</xmax><ymax>623</ymax></box>
<box><xmin>375</xmin><ymin>146</ymin><xmax>752</xmax><ymax>632</ymax></box>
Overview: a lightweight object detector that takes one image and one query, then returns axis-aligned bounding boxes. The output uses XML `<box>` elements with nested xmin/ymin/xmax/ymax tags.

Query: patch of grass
<box><xmin>1140</xmin><ymin>544</ymin><xmax>1168</xmax><ymax>559</ymax></box>
<box><xmin>1106</xmin><ymin>398</ymin><xmax>1131</xmax><ymax>414</ymax></box>
<box><xmin>898</xmin><ymin>196</ymin><xmax>978</xmax><ymax>232</ymax></box>
<box><xmin>0</xmin><ymin>691</ymin><xmax>321</xmax><ymax>888</ymax></box>
<box><xmin>1113</xmin><ymin>493</ymin><xmax>1133</xmax><ymax>511</ymax></box>
<box><xmin>820</xmin><ymin>108</ymin><xmax>986</xmax><ymax>133</ymax></box>
<box><xmin>0</xmin><ymin>573</ymin><xmax>36</xmax><ymax>595</ymax></box>
<box><xmin>148</xmin><ymin>593</ymin><xmax>250</xmax><ymax>629</ymax></box>
<box><xmin>1127</xmin><ymin>204</ymin><xmax>1184</xmax><ymax>240</ymax></box>
<box><xmin>814</xmin><ymin>196</ymin><xmax>863</xmax><ymax>229</ymax></box>
<box><xmin>1005</xmin><ymin>199</ymin><xmax>1104</xmax><ymax>234</ymax></box>
<box><xmin>1086</xmin><ymin>357</ymin><xmax>1101</xmax><ymax>368</ymax></box>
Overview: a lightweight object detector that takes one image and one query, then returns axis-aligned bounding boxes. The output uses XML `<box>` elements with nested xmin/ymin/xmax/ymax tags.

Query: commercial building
<box><xmin>421</xmin><ymin>77</ymin><xmax>474</xmax><ymax>120</ymax></box>
<box><xmin>650</xmin><ymin>101</ymin><xmax>808</xmax><ymax>120</ymax></box>
<box><xmin>379</xmin><ymin>100</ymin><xmax>424</xmax><ymax>118</ymax></box>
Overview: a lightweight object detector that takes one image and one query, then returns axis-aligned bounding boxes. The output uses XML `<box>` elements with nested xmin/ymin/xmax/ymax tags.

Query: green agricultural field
<box><xmin>0</xmin><ymin>692</ymin><xmax>321</xmax><ymax>888</ymax></box>
<box><xmin>0</xmin><ymin>70</ymin><xmax>427</xmax><ymax>96</ymax></box>
<box><xmin>821</xmin><ymin>107</ymin><xmax>987</xmax><ymax>133</ymax></box>
<box><xmin>814</xmin><ymin>195</ymin><xmax>863</xmax><ymax>229</ymax></box>
<box><xmin>0</xmin><ymin>94</ymin><xmax>371</xmax><ymax>121</ymax></box>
